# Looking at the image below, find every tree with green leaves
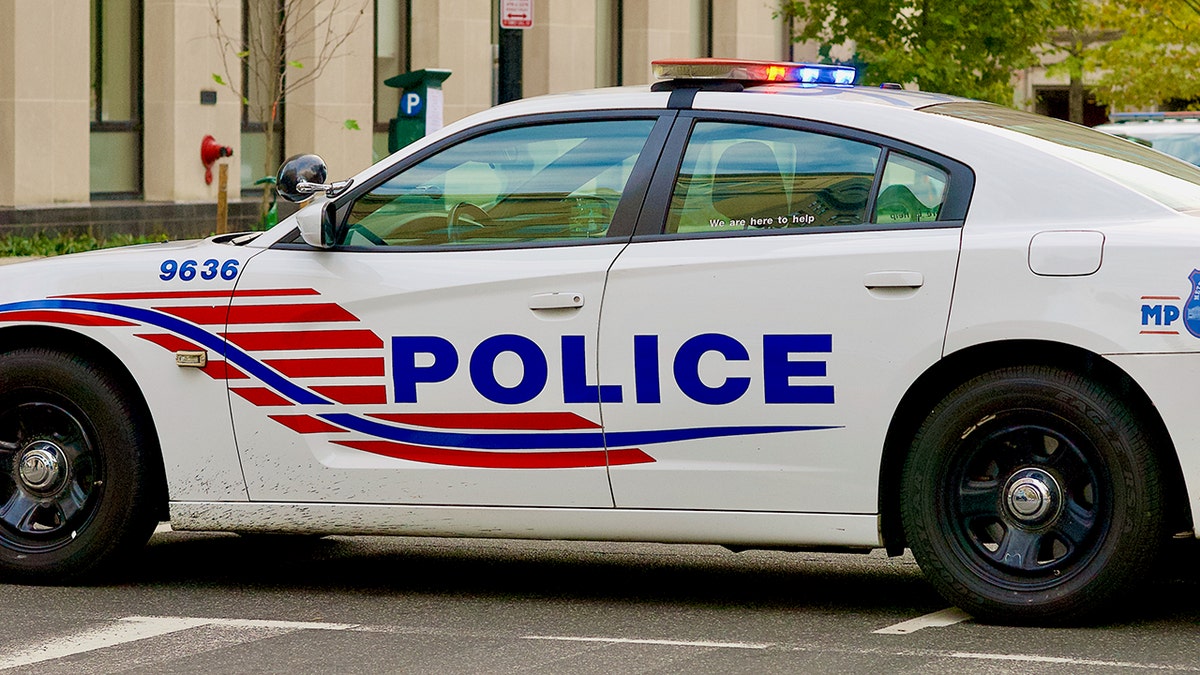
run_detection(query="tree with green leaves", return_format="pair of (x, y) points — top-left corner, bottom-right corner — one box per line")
(1085, 0), (1200, 111)
(780, 0), (1085, 105)
(209, 0), (368, 225)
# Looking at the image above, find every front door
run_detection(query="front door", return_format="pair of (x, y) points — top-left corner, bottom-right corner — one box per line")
(228, 116), (664, 507)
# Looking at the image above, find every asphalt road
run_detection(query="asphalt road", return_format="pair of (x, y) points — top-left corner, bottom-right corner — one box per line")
(0, 528), (1196, 674)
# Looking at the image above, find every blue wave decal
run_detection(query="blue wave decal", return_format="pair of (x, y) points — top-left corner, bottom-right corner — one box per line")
(0, 298), (331, 405)
(321, 412), (838, 451)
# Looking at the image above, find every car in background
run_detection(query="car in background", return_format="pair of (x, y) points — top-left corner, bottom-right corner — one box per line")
(1095, 112), (1200, 166)
(3, 59), (1200, 626)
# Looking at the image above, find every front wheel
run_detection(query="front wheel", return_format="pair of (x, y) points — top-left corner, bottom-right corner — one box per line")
(900, 366), (1165, 624)
(0, 348), (160, 582)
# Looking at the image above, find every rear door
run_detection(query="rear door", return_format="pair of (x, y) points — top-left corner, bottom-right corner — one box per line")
(597, 113), (972, 513)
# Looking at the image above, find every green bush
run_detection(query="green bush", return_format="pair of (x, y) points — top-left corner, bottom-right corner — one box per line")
(0, 233), (169, 258)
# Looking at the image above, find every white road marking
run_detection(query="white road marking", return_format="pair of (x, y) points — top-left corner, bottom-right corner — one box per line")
(522, 635), (772, 650)
(947, 651), (1198, 670)
(0, 616), (358, 670)
(0, 616), (211, 670)
(4, 614), (1195, 672)
(873, 607), (971, 634)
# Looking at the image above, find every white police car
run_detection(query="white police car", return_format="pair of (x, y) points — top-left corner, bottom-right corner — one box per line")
(3, 58), (1200, 624)
(1095, 112), (1200, 166)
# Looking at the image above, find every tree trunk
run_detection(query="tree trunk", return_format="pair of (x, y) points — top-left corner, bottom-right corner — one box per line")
(1069, 73), (1085, 125)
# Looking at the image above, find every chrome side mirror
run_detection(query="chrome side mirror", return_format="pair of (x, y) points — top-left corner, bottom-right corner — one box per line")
(295, 199), (338, 249)
(277, 154), (353, 202)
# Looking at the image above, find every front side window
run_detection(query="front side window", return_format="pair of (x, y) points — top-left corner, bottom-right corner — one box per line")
(343, 119), (657, 247)
(666, 122), (882, 235)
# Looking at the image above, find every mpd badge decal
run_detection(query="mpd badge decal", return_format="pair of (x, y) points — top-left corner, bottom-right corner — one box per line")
(1185, 269), (1200, 338)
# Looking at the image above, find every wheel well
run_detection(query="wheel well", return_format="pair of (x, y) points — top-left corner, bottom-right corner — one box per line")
(0, 326), (169, 521)
(878, 339), (1191, 555)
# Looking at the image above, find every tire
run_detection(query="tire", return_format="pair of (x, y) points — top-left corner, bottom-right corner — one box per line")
(0, 348), (160, 582)
(900, 366), (1164, 624)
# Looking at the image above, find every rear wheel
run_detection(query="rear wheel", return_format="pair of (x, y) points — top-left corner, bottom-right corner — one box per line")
(900, 366), (1165, 624)
(0, 348), (159, 582)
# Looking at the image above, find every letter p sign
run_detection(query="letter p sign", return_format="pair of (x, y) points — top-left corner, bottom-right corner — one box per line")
(402, 92), (424, 116)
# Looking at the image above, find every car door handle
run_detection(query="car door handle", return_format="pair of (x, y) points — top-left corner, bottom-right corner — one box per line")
(529, 292), (584, 310)
(864, 271), (925, 289)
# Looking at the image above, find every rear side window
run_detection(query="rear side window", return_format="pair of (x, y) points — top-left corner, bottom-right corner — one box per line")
(666, 122), (881, 234)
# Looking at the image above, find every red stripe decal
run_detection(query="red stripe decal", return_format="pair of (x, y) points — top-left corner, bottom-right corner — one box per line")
(231, 388), (294, 406)
(157, 303), (358, 325)
(608, 448), (657, 466)
(57, 288), (319, 300)
(269, 415), (347, 434)
(311, 385), (388, 404)
(154, 305), (228, 325)
(265, 357), (384, 378)
(135, 333), (200, 352)
(223, 362), (250, 379)
(0, 310), (136, 327)
(234, 288), (321, 297)
(369, 412), (600, 430)
(333, 440), (653, 469)
(224, 329), (384, 351)
(199, 360), (249, 380)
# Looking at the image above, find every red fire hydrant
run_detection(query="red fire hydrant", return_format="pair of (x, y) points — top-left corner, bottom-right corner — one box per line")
(200, 135), (234, 185)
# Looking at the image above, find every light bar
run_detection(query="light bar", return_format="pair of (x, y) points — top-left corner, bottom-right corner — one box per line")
(652, 58), (856, 86)
(1111, 111), (1200, 122)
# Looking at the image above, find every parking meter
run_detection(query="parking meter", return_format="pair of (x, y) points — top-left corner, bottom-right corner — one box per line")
(384, 69), (453, 153)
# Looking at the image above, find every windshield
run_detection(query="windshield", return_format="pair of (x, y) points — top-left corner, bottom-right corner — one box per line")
(926, 102), (1200, 212)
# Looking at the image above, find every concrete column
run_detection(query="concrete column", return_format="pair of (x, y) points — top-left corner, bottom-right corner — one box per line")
(621, 0), (697, 86)
(712, 0), (787, 62)
(523, 0), (597, 97)
(143, 0), (243, 202)
(283, 0), (375, 180)
(0, 0), (89, 206)
(409, 0), (493, 125)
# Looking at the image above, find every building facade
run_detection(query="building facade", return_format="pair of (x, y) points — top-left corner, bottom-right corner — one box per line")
(0, 0), (801, 237)
(3, 1), (1103, 238)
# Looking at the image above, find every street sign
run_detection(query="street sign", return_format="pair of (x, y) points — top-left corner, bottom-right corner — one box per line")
(500, 0), (532, 29)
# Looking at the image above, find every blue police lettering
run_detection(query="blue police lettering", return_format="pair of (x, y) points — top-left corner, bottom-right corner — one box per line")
(673, 333), (750, 405)
(1141, 304), (1181, 326)
(391, 333), (833, 405)
(470, 334), (547, 404)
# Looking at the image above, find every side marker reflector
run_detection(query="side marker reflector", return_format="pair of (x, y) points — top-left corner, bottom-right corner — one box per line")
(176, 350), (208, 368)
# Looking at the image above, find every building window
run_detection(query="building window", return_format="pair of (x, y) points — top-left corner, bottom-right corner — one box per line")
(90, 0), (143, 199)
(242, 0), (286, 193)
(1034, 86), (1109, 128)
(596, 0), (622, 87)
(374, 0), (411, 162)
(691, 0), (711, 58)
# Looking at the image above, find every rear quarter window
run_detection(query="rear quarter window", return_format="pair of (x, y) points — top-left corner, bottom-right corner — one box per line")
(927, 102), (1200, 212)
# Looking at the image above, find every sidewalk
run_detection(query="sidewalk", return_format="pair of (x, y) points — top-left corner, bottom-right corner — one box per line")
(0, 257), (42, 265)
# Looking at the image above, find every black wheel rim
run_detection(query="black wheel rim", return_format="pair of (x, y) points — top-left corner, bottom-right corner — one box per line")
(0, 398), (103, 552)
(945, 410), (1109, 589)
